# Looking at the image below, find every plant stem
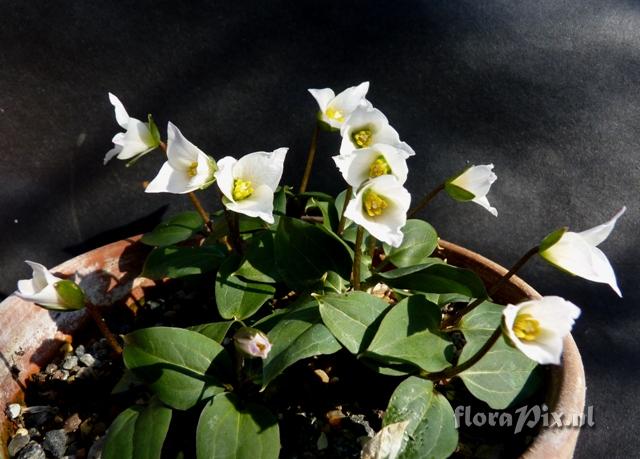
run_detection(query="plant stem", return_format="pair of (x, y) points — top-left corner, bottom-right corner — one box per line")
(454, 245), (540, 321)
(408, 182), (445, 217)
(352, 226), (365, 291)
(85, 303), (123, 354)
(158, 141), (212, 233)
(299, 123), (319, 194)
(337, 187), (353, 235)
(427, 326), (502, 381)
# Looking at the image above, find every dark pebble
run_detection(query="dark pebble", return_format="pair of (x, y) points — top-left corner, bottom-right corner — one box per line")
(43, 429), (68, 458)
(15, 442), (46, 459)
(8, 433), (30, 457)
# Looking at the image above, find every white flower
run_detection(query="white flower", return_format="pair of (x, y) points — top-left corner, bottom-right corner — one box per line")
(233, 327), (272, 359)
(308, 82), (370, 129)
(339, 107), (415, 158)
(344, 175), (411, 247)
(333, 143), (409, 188)
(502, 296), (581, 365)
(15, 261), (84, 311)
(145, 122), (217, 194)
(361, 421), (410, 459)
(539, 207), (626, 296)
(104, 93), (159, 164)
(446, 164), (498, 216)
(215, 148), (288, 224)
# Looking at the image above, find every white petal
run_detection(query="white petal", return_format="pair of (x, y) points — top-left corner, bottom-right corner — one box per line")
(233, 149), (287, 191)
(376, 144), (409, 184)
(111, 132), (125, 145)
(25, 261), (60, 289)
(104, 145), (122, 165)
(166, 122), (204, 170)
(361, 421), (409, 459)
(109, 93), (130, 129)
(578, 207), (626, 247)
(516, 337), (564, 365)
(330, 81), (370, 117)
(215, 156), (238, 202)
(224, 184), (275, 223)
(472, 196), (498, 217)
(451, 164), (497, 198)
(308, 88), (335, 112)
(145, 162), (195, 194)
(117, 119), (155, 160)
(17, 279), (36, 296)
(16, 284), (64, 310)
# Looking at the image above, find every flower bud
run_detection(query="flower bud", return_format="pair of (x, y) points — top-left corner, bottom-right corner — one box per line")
(233, 327), (272, 359)
(16, 261), (85, 311)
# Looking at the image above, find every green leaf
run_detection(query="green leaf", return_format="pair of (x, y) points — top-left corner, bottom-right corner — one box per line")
(458, 302), (538, 409)
(270, 187), (288, 228)
(189, 321), (234, 343)
(305, 197), (339, 231)
(274, 216), (352, 290)
(383, 377), (458, 459)
(378, 262), (486, 299)
(317, 291), (390, 354)
(365, 295), (452, 373)
(383, 220), (438, 268)
(234, 231), (279, 283)
(321, 271), (349, 294)
(103, 400), (172, 459)
(147, 114), (162, 145)
(260, 297), (342, 388)
(216, 256), (276, 320)
(142, 246), (225, 280)
(444, 182), (475, 201)
(141, 212), (205, 247)
(196, 393), (279, 459)
(123, 327), (231, 410)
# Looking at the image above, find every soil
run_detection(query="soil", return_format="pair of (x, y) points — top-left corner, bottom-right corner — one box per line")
(4, 275), (546, 458)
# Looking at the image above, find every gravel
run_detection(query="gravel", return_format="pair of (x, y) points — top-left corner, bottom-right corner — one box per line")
(43, 429), (68, 458)
(7, 432), (29, 457)
(15, 442), (46, 459)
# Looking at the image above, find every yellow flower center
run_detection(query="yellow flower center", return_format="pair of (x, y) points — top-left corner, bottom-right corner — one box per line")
(352, 126), (373, 148)
(363, 190), (388, 217)
(369, 156), (392, 178)
(512, 313), (541, 341)
(326, 106), (345, 122)
(256, 342), (267, 352)
(187, 162), (199, 178)
(233, 179), (254, 201)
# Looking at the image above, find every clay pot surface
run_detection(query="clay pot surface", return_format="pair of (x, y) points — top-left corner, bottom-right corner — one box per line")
(0, 237), (584, 459)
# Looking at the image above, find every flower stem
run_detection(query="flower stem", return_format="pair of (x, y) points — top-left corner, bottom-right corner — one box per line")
(408, 182), (445, 217)
(352, 226), (365, 290)
(158, 141), (212, 233)
(299, 123), (319, 194)
(453, 245), (540, 322)
(337, 187), (353, 235)
(427, 326), (502, 381)
(85, 303), (122, 354)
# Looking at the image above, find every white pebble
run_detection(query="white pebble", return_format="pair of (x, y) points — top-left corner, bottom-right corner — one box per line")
(7, 403), (21, 419)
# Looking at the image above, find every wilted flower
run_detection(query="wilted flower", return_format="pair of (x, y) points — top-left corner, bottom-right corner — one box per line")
(339, 107), (415, 158)
(539, 207), (626, 296)
(104, 93), (159, 164)
(308, 82), (370, 129)
(502, 296), (581, 365)
(16, 261), (85, 311)
(215, 148), (288, 224)
(145, 122), (216, 194)
(233, 327), (272, 359)
(344, 175), (411, 247)
(445, 164), (498, 216)
(333, 143), (409, 188)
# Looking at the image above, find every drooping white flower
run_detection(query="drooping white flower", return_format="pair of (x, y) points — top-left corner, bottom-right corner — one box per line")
(104, 93), (159, 164)
(215, 148), (288, 224)
(145, 122), (217, 194)
(339, 107), (415, 158)
(539, 207), (626, 296)
(446, 164), (498, 216)
(502, 296), (581, 365)
(15, 261), (85, 311)
(333, 143), (409, 188)
(233, 327), (272, 359)
(344, 175), (411, 247)
(308, 82), (370, 129)
(361, 421), (410, 459)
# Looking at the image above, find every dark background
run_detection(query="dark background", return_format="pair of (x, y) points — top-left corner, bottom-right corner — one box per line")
(1, 1), (638, 457)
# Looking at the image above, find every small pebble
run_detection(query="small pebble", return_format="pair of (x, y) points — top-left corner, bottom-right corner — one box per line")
(8, 432), (30, 457)
(87, 436), (105, 459)
(7, 403), (22, 419)
(16, 442), (46, 459)
(78, 354), (96, 367)
(313, 369), (330, 383)
(63, 414), (83, 433)
(79, 418), (94, 437)
(45, 363), (58, 374)
(53, 370), (69, 381)
(74, 345), (86, 356)
(62, 356), (78, 371)
(43, 429), (68, 458)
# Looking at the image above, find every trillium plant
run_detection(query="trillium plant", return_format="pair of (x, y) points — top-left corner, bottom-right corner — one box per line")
(14, 83), (625, 459)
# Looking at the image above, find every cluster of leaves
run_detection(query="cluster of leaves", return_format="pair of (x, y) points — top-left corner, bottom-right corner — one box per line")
(103, 189), (539, 459)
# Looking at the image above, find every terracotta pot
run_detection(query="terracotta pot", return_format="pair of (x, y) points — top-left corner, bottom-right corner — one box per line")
(0, 238), (585, 459)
